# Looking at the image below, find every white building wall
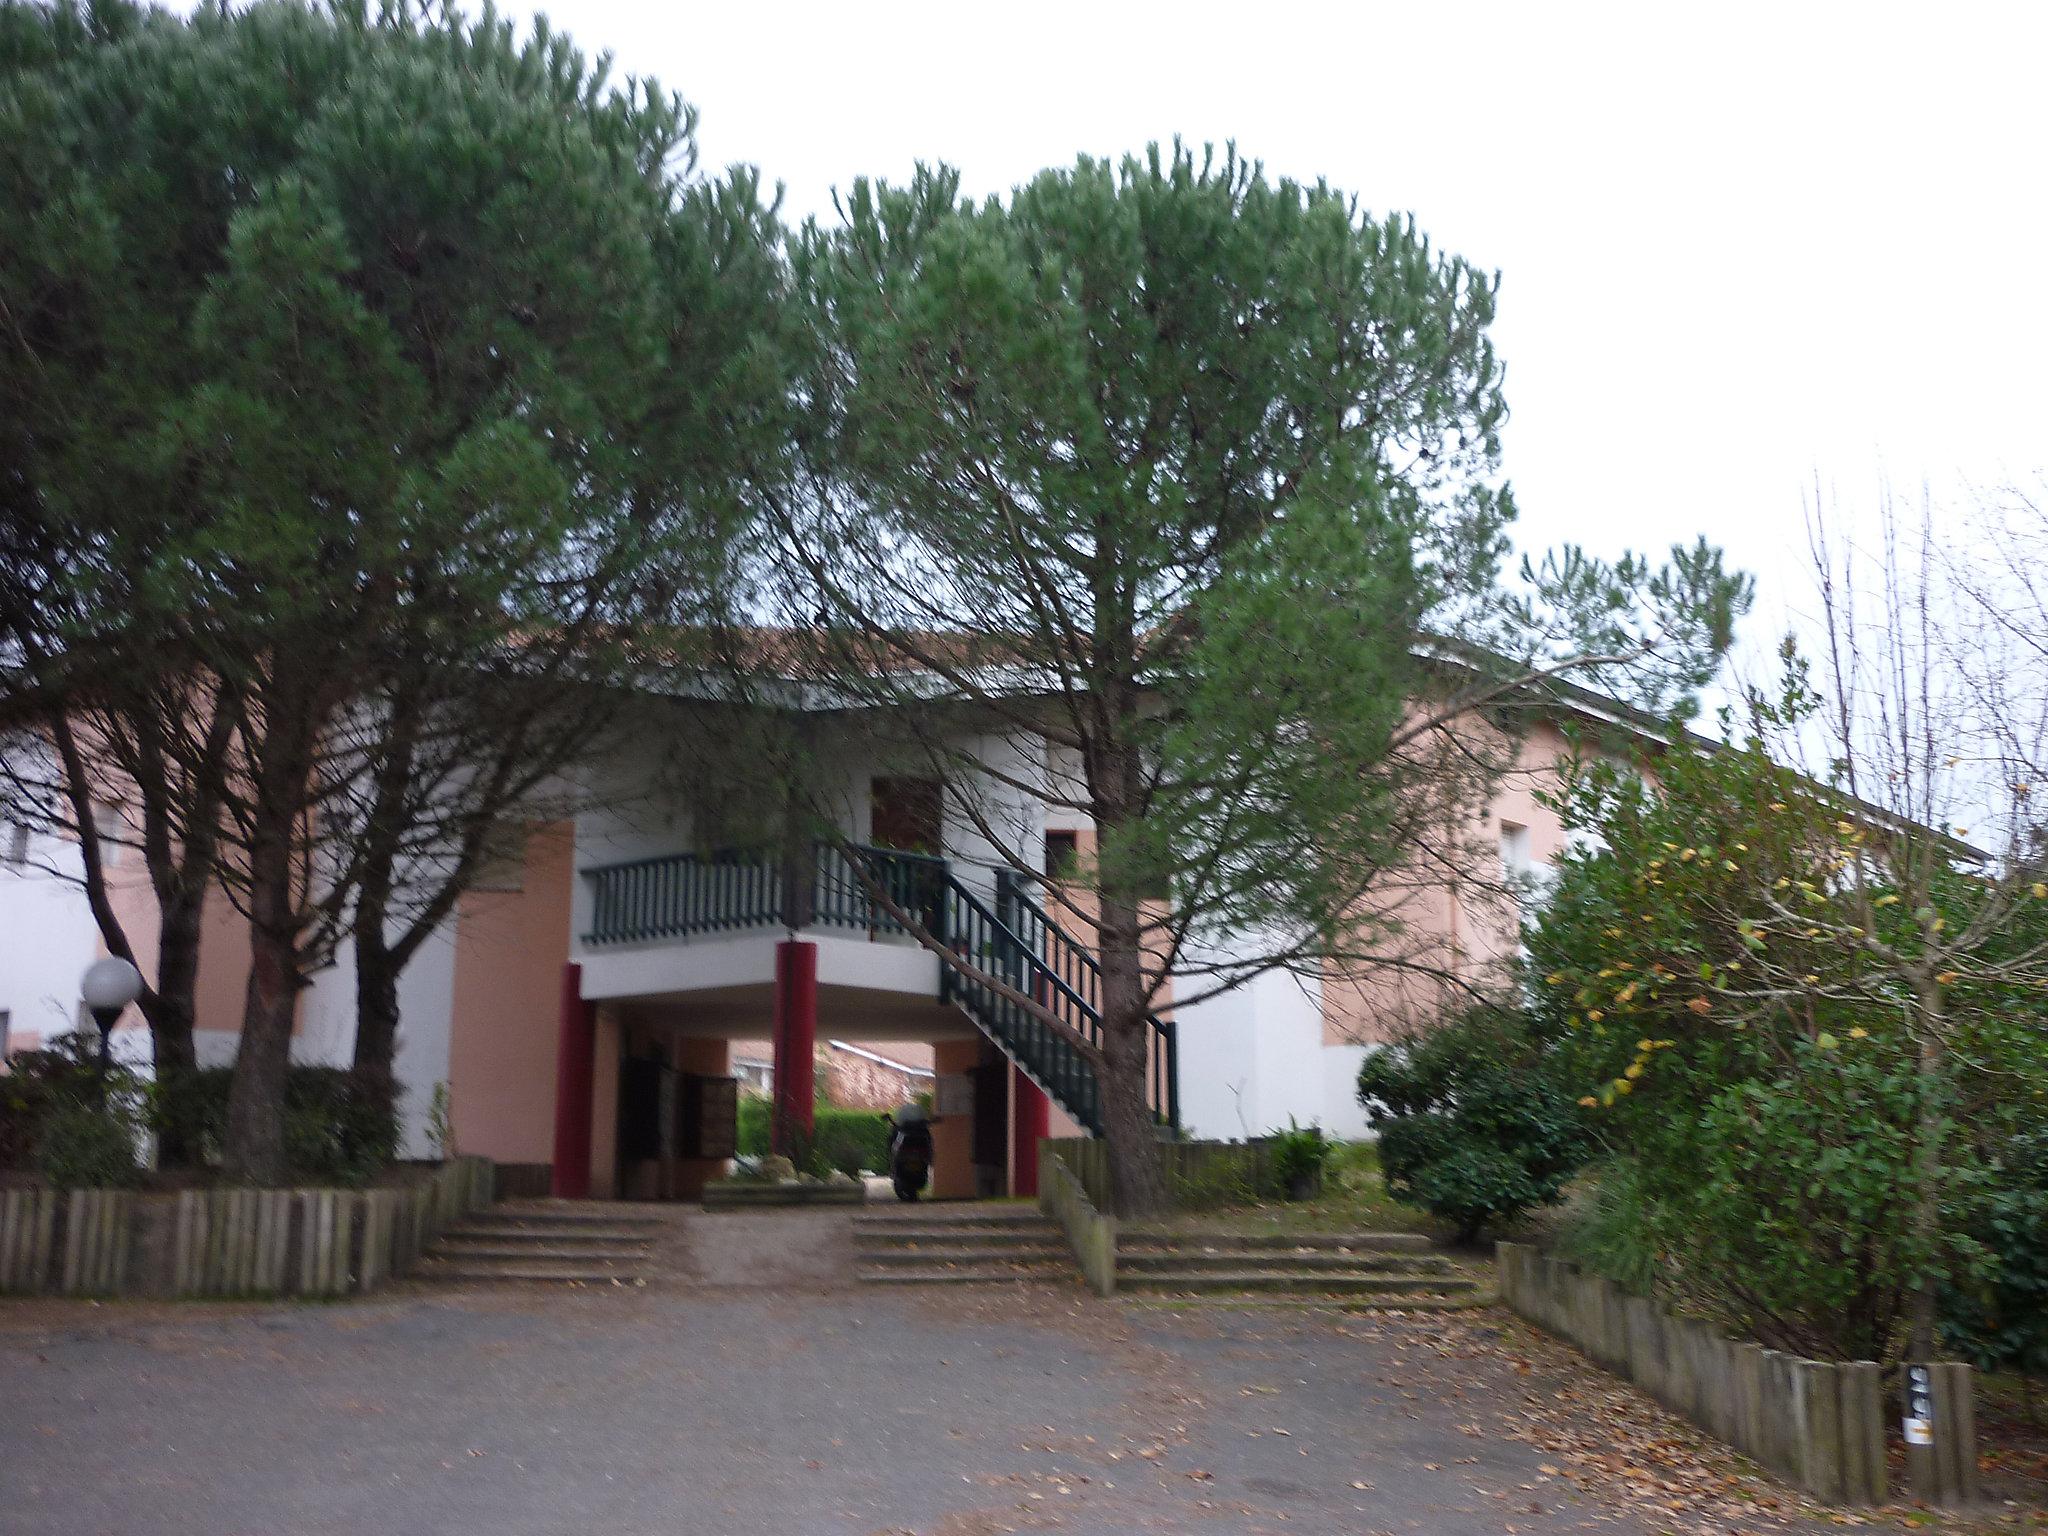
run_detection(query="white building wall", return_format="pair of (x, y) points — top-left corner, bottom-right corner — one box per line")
(1172, 927), (1337, 1141)
(0, 823), (103, 1052)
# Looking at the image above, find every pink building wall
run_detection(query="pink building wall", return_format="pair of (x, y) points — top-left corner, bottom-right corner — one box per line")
(445, 822), (574, 1166)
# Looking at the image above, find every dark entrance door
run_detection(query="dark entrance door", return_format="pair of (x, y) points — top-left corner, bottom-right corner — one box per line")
(869, 776), (943, 854)
(869, 777), (946, 935)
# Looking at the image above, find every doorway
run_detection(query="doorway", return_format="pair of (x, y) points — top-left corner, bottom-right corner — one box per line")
(869, 776), (943, 854)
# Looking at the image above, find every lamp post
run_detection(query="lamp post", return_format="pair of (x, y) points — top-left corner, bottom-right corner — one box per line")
(80, 956), (144, 1080)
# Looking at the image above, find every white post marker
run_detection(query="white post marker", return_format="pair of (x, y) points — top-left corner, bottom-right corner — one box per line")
(1903, 1363), (1934, 1447)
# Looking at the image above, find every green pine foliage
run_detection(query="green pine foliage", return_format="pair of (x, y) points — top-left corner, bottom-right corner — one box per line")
(766, 145), (1748, 1215)
(0, 0), (779, 1182)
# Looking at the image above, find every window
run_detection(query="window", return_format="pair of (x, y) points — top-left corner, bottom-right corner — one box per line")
(1043, 829), (1079, 879)
(1499, 821), (1533, 879)
(2, 822), (27, 869)
(91, 801), (123, 868)
(469, 822), (529, 893)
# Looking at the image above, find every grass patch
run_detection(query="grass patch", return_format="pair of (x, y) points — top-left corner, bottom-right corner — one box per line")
(1151, 1141), (1454, 1242)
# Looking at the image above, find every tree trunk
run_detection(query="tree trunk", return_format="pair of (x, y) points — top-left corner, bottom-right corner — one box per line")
(220, 713), (314, 1186)
(141, 898), (203, 1166)
(352, 903), (403, 1132)
(223, 927), (298, 1184)
(1095, 885), (1168, 1217)
(1906, 975), (1949, 1361)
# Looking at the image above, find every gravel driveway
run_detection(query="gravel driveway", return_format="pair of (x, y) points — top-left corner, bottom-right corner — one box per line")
(0, 1211), (1826, 1535)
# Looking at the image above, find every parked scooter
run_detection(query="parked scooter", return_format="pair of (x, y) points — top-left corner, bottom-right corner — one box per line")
(882, 1103), (933, 1202)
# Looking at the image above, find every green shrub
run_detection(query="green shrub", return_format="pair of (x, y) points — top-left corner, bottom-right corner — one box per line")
(149, 1065), (399, 1186)
(1357, 1008), (1591, 1241)
(1266, 1121), (1331, 1200)
(735, 1096), (891, 1178)
(36, 1099), (142, 1188)
(1943, 1128), (2048, 1384)
(3, 1034), (146, 1186)
(736, 1093), (770, 1157)
(1558, 1042), (1958, 1361)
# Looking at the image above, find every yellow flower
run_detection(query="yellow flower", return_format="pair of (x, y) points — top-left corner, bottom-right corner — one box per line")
(1936, 970), (1959, 986)
(2033, 883), (2047, 901)
(1680, 848), (1697, 862)
(1803, 973), (1820, 985)
(1637, 1038), (1654, 1052)
(1587, 1009), (1605, 1023)
(1546, 971), (1564, 985)
(1848, 1026), (1869, 1039)
(1768, 802), (1788, 812)
(1614, 1078), (1635, 1095)
(1686, 996), (1713, 1016)
(1624, 1062), (1645, 1080)
(1578, 1096), (1599, 1108)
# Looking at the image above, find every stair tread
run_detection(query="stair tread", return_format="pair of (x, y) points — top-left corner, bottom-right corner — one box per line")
(856, 1236), (1064, 1245)
(1121, 1230), (1433, 1250)
(858, 1246), (1068, 1263)
(1118, 1252), (1451, 1271)
(858, 1266), (1075, 1285)
(430, 1243), (648, 1262)
(416, 1263), (650, 1284)
(446, 1224), (653, 1242)
(1120, 1271), (1479, 1291)
(488, 1206), (664, 1226)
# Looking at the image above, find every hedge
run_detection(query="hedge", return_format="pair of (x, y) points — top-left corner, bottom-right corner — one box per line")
(736, 1097), (892, 1178)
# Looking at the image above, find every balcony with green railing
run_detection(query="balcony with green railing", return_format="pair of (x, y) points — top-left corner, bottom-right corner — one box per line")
(577, 840), (1178, 1135)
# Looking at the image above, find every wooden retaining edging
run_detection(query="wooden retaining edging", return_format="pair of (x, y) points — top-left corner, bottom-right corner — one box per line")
(1039, 1141), (1116, 1296)
(1497, 1241), (1979, 1506)
(0, 1157), (494, 1300)
(1041, 1136), (1287, 1217)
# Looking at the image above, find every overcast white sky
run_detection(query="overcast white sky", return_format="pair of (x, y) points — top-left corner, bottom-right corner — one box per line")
(523, 0), (2044, 658)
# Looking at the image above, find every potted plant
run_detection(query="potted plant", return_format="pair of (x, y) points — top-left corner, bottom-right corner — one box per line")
(1268, 1120), (1331, 1201)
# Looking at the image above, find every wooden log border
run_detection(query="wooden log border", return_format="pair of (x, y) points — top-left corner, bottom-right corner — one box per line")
(1497, 1241), (1978, 1506)
(0, 1156), (494, 1302)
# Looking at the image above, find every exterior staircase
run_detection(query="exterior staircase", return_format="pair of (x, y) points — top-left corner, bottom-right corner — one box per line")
(853, 1206), (1077, 1286)
(414, 1200), (660, 1286)
(1114, 1228), (1481, 1304)
(584, 843), (1177, 1142)
(920, 859), (1177, 1139)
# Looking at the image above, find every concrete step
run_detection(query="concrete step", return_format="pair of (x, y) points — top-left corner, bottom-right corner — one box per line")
(858, 1263), (1076, 1285)
(445, 1222), (654, 1245)
(1118, 1270), (1480, 1296)
(488, 1203), (665, 1226)
(430, 1242), (650, 1264)
(854, 1228), (1062, 1249)
(415, 1261), (649, 1285)
(702, 1183), (865, 1208)
(1119, 1229), (1433, 1253)
(851, 1220), (1056, 1236)
(858, 1244), (1069, 1266)
(1117, 1250), (1453, 1276)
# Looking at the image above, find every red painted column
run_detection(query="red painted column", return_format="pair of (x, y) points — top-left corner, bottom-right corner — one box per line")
(550, 962), (596, 1198)
(1011, 1064), (1050, 1198)
(770, 940), (819, 1156)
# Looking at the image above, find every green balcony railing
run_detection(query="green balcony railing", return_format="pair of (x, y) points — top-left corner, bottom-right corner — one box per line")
(578, 841), (1179, 1134)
